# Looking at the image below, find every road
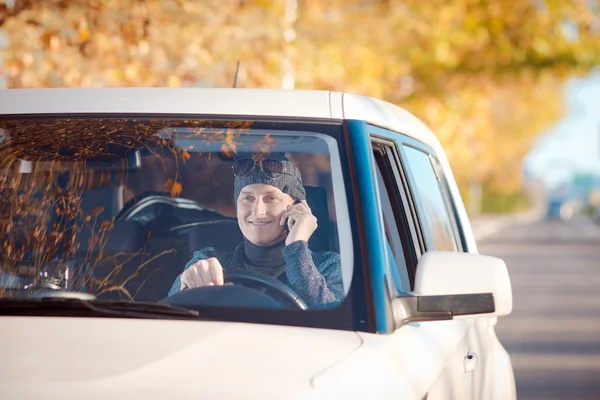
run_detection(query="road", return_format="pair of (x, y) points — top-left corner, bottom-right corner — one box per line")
(478, 217), (600, 400)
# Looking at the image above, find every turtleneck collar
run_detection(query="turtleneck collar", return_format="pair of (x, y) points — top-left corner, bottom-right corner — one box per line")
(243, 237), (286, 269)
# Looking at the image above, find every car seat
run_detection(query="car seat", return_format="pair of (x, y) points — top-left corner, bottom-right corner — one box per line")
(77, 189), (189, 302)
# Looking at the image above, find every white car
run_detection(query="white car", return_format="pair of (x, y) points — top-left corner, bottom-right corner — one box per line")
(0, 88), (516, 400)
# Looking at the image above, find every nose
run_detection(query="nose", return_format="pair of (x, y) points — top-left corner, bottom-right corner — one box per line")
(252, 198), (267, 216)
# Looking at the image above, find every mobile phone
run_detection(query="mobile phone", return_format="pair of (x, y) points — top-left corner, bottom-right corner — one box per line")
(283, 199), (301, 232)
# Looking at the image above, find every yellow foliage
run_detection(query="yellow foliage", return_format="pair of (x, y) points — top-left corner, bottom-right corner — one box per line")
(2, 0), (599, 196)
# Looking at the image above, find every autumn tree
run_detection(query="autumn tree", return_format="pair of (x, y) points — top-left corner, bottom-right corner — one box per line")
(296, 0), (600, 212)
(2, 0), (599, 212)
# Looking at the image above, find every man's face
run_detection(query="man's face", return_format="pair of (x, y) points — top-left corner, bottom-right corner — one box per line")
(237, 183), (294, 246)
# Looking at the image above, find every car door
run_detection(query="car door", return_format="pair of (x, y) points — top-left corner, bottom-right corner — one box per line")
(403, 140), (517, 400)
(400, 140), (494, 399)
(369, 130), (476, 399)
(401, 143), (515, 400)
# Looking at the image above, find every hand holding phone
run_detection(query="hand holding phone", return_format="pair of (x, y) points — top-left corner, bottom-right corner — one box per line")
(281, 199), (318, 246)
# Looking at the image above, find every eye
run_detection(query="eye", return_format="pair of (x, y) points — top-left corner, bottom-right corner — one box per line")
(266, 195), (278, 202)
(242, 195), (254, 202)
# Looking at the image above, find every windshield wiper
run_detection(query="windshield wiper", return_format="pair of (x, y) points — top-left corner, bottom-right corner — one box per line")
(0, 297), (201, 319)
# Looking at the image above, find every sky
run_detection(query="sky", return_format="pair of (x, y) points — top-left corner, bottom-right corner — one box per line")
(524, 70), (600, 190)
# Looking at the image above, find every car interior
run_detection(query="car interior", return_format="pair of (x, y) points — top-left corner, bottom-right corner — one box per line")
(74, 183), (334, 303)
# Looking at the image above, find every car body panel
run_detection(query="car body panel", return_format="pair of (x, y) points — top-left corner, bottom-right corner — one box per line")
(466, 318), (517, 400)
(0, 316), (362, 399)
(1, 88), (336, 119)
(310, 320), (473, 400)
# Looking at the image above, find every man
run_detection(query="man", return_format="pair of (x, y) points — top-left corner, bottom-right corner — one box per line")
(168, 154), (343, 309)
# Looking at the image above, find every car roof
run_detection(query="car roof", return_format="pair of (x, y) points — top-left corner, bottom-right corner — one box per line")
(0, 88), (440, 149)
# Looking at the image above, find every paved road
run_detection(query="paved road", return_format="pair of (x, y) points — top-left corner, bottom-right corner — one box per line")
(478, 217), (600, 400)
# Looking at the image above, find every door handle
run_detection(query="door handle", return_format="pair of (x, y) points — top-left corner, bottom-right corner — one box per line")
(464, 351), (478, 373)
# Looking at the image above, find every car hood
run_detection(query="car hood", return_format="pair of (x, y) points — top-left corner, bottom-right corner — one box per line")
(0, 316), (362, 400)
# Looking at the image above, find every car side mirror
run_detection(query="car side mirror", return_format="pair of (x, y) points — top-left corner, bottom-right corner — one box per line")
(392, 251), (513, 328)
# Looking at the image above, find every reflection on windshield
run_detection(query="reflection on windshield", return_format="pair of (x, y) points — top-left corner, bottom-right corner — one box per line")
(0, 118), (345, 313)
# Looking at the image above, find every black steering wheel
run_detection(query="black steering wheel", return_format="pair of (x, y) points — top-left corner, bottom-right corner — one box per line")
(159, 269), (308, 310)
(223, 269), (308, 310)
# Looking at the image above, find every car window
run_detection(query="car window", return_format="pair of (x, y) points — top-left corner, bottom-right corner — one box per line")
(402, 145), (460, 251)
(0, 118), (355, 319)
(372, 144), (414, 293)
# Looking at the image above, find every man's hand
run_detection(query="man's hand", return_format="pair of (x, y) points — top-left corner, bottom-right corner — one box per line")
(180, 257), (224, 290)
(280, 200), (318, 246)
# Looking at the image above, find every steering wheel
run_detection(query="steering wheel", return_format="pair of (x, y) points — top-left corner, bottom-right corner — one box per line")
(222, 269), (308, 310)
(159, 269), (308, 310)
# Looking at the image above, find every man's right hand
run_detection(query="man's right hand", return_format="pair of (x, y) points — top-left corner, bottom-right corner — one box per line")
(180, 257), (224, 290)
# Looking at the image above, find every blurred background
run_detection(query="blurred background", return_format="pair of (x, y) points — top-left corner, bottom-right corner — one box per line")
(1, 0), (599, 398)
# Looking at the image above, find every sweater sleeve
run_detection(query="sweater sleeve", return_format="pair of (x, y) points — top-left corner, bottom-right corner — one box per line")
(282, 240), (344, 309)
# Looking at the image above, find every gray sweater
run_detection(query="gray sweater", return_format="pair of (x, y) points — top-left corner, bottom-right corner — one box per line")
(168, 240), (343, 309)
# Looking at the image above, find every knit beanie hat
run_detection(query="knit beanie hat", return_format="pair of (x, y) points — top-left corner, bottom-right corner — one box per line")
(233, 153), (306, 202)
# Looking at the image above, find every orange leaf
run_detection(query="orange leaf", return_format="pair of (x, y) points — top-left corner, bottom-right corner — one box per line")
(181, 149), (191, 162)
(164, 178), (183, 197)
(220, 144), (236, 159)
(90, 206), (105, 217)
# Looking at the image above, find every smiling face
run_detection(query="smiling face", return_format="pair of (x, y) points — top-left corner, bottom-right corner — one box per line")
(237, 183), (295, 246)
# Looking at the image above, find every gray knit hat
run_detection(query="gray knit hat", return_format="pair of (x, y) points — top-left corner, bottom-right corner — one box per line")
(233, 154), (306, 202)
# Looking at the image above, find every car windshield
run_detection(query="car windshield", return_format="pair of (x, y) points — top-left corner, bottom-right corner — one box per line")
(0, 117), (358, 328)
